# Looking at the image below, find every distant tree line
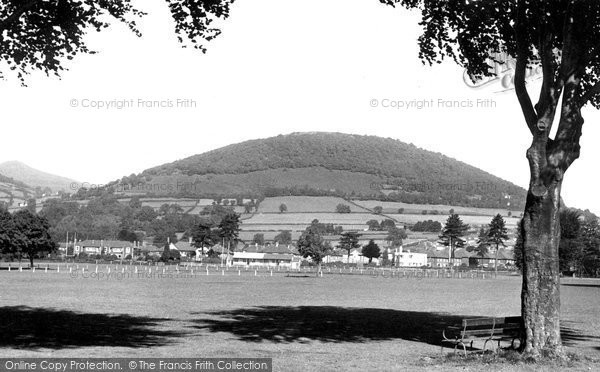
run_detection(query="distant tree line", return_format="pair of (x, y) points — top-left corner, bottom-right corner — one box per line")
(411, 220), (443, 233)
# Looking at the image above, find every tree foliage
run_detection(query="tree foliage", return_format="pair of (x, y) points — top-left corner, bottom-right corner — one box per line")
(10, 209), (57, 267)
(362, 240), (381, 263)
(337, 231), (361, 258)
(297, 221), (330, 273)
(386, 226), (407, 247)
(335, 204), (351, 213)
(411, 219), (442, 232)
(279, 203), (287, 213)
(273, 230), (292, 245)
(191, 219), (218, 255)
(0, 0), (235, 84)
(439, 214), (469, 259)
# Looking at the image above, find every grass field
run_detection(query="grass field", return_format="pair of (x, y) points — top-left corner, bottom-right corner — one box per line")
(257, 196), (363, 213)
(0, 268), (598, 371)
(351, 200), (513, 217)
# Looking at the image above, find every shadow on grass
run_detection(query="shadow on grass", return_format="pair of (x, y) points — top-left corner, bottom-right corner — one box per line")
(190, 306), (469, 346)
(561, 321), (600, 347)
(191, 306), (600, 352)
(561, 283), (600, 288)
(0, 306), (185, 349)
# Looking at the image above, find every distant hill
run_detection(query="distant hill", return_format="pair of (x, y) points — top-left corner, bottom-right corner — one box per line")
(0, 172), (36, 208)
(0, 161), (77, 192)
(102, 132), (526, 209)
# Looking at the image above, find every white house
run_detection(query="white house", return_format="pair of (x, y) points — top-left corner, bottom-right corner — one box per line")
(231, 244), (301, 269)
(74, 240), (137, 258)
(394, 246), (428, 267)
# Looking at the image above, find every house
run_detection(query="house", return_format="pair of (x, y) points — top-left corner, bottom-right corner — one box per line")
(232, 243), (301, 269)
(472, 249), (516, 268)
(322, 247), (379, 265)
(74, 240), (139, 259)
(394, 246), (427, 267)
(139, 244), (163, 258)
(170, 239), (197, 259)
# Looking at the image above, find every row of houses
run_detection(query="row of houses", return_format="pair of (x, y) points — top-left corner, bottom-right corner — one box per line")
(60, 238), (515, 269)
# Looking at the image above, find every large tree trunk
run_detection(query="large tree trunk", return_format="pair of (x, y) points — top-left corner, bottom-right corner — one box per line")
(520, 167), (564, 357)
(29, 254), (34, 269)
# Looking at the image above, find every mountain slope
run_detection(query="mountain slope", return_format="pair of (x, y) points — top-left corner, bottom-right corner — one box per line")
(0, 161), (77, 192)
(116, 132), (526, 209)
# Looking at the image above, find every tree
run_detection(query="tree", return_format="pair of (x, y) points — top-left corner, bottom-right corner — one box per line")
(558, 209), (585, 275)
(11, 210), (57, 267)
(279, 203), (287, 213)
(488, 214), (509, 274)
(380, 0), (600, 356)
(26, 198), (36, 214)
(580, 219), (600, 276)
(380, 219), (396, 231)
(362, 240), (381, 264)
(337, 231), (361, 261)
(117, 228), (138, 242)
(252, 233), (265, 246)
(297, 223), (329, 276)
(471, 227), (490, 259)
(218, 212), (241, 258)
(439, 214), (469, 259)
(129, 196), (142, 209)
(386, 226), (407, 248)
(191, 220), (217, 256)
(373, 206), (383, 214)
(0, 0), (234, 84)
(412, 220), (442, 233)
(366, 219), (381, 231)
(335, 204), (351, 213)
(514, 222), (524, 272)
(273, 230), (292, 245)
(0, 209), (14, 254)
(135, 206), (158, 222)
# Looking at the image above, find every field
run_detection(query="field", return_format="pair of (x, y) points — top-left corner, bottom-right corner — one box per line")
(1, 267), (598, 371)
(257, 196), (363, 213)
(351, 200), (512, 217)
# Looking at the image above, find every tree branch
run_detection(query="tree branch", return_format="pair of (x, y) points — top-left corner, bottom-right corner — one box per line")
(514, 0), (538, 135)
(0, 0), (42, 31)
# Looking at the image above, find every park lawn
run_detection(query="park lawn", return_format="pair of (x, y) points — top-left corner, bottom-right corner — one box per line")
(0, 271), (598, 372)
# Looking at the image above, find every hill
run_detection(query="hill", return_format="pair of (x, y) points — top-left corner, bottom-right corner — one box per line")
(0, 172), (36, 208)
(0, 161), (78, 192)
(108, 132), (526, 209)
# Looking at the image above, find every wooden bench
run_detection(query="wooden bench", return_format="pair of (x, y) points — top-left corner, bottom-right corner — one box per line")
(441, 316), (522, 355)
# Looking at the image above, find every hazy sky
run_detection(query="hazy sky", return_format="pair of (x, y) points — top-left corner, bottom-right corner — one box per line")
(0, 0), (599, 214)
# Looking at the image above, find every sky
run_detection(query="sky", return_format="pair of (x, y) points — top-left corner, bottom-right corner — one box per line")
(0, 0), (599, 214)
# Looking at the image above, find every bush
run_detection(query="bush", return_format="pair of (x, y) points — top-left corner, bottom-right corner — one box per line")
(335, 204), (351, 213)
